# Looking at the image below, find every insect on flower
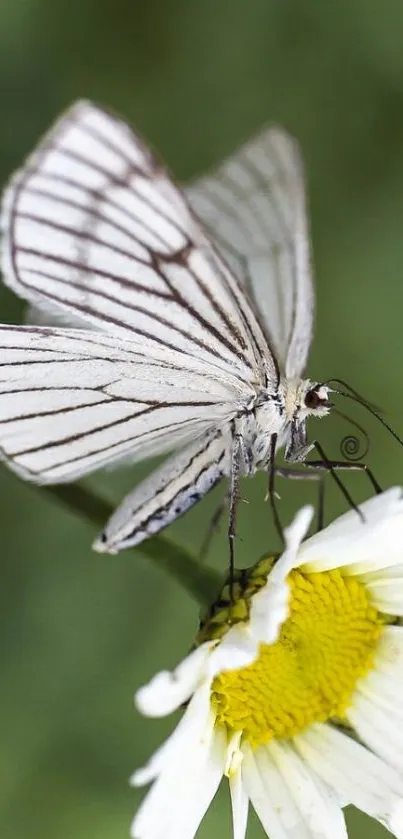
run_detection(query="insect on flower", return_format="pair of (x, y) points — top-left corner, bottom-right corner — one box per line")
(0, 101), (396, 562)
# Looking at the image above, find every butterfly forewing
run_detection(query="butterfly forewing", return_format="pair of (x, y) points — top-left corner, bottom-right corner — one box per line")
(2, 101), (278, 385)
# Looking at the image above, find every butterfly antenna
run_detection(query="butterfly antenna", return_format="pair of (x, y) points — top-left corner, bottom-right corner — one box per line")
(327, 378), (403, 449)
(332, 406), (371, 460)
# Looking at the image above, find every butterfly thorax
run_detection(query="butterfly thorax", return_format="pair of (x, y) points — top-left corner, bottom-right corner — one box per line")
(237, 405), (284, 472)
(237, 378), (331, 474)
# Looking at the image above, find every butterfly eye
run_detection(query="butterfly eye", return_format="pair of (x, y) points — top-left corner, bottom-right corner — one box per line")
(305, 388), (322, 410)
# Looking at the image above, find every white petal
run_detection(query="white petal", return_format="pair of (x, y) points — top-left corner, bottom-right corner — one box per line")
(131, 681), (213, 787)
(250, 506), (314, 644)
(347, 691), (403, 772)
(362, 565), (403, 583)
(249, 574), (289, 646)
(362, 573), (403, 615)
(390, 801), (403, 839)
(230, 766), (249, 839)
(244, 740), (340, 839)
(297, 487), (403, 574)
(267, 740), (347, 838)
(207, 624), (258, 677)
(374, 625), (403, 677)
(135, 642), (213, 717)
(131, 684), (226, 839)
(171, 726), (226, 839)
(242, 743), (300, 839)
(294, 722), (403, 836)
(225, 731), (244, 777)
(356, 663), (403, 724)
(307, 487), (403, 545)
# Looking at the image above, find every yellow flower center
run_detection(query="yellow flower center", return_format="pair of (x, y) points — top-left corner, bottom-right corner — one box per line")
(211, 568), (384, 748)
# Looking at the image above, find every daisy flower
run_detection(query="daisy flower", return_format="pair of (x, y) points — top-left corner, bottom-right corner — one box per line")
(131, 488), (403, 839)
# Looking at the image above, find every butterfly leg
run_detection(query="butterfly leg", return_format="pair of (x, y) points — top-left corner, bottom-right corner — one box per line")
(297, 440), (382, 523)
(228, 432), (244, 592)
(307, 445), (382, 494)
(267, 433), (285, 543)
(200, 426), (251, 572)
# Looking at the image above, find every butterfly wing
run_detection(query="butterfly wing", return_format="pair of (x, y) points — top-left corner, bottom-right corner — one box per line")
(0, 325), (244, 483)
(94, 428), (231, 552)
(187, 125), (314, 378)
(1, 101), (278, 387)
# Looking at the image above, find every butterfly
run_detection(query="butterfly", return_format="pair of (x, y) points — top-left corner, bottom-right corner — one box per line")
(0, 101), (380, 563)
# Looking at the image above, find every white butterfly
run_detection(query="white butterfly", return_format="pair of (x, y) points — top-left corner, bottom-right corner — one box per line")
(0, 101), (355, 556)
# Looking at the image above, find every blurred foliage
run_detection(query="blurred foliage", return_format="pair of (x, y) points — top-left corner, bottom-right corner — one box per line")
(1, 1), (403, 837)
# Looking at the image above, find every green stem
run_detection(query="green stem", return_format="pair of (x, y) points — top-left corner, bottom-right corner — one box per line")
(40, 484), (222, 607)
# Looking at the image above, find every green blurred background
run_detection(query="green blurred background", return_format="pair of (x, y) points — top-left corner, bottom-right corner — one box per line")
(1, 1), (403, 837)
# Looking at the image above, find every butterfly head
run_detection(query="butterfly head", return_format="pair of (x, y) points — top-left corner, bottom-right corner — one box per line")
(282, 379), (332, 425)
(303, 382), (332, 417)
